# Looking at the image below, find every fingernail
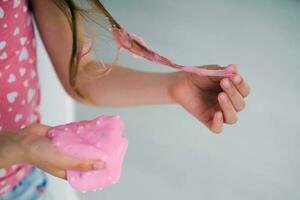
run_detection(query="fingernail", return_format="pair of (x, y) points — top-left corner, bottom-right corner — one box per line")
(93, 161), (105, 170)
(219, 93), (227, 101)
(233, 75), (241, 84)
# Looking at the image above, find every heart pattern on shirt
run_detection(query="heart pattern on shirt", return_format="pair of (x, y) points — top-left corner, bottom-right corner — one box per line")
(0, 52), (7, 60)
(14, 114), (23, 123)
(7, 92), (18, 103)
(27, 88), (35, 103)
(23, 80), (29, 87)
(19, 47), (28, 61)
(0, 41), (6, 51)
(13, 0), (21, 9)
(0, 6), (4, 19)
(19, 67), (26, 76)
(13, 27), (20, 36)
(31, 70), (36, 78)
(20, 37), (27, 45)
(8, 74), (16, 83)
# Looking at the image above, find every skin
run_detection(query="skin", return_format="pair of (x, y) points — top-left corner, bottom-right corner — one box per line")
(0, 0), (250, 180)
(0, 124), (105, 179)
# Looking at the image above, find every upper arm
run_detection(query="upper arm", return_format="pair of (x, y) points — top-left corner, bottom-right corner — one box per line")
(31, 0), (94, 100)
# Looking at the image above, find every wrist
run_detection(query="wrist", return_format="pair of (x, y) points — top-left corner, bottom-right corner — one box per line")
(0, 132), (27, 167)
(167, 71), (186, 104)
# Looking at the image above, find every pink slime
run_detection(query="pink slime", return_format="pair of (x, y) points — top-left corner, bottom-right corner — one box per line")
(47, 115), (128, 192)
(111, 25), (235, 77)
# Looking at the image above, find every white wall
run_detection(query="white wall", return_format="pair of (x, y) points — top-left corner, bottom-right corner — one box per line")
(76, 0), (300, 200)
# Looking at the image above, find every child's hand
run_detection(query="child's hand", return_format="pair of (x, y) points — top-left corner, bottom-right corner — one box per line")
(17, 124), (105, 179)
(169, 64), (250, 133)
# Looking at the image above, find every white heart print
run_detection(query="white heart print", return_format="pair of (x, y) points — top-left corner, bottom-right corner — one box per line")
(27, 88), (35, 103)
(0, 41), (6, 51)
(13, 27), (20, 36)
(31, 70), (36, 78)
(19, 67), (26, 76)
(8, 74), (16, 83)
(20, 37), (27, 45)
(0, 52), (7, 60)
(13, 0), (21, 8)
(23, 6), (28, 13)
(19, 47), (28, 61)
(15, 114), (23, 123)
(0, 6), (4, 19)
(23, 80), (29, 87)
(7, 92), (18, 103)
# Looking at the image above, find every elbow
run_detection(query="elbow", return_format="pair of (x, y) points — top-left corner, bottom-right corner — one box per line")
(63, 83), (92, 105)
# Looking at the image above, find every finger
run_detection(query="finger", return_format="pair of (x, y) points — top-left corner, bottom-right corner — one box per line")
(220, 78), (246, 112)
(230, 74), (251, 97)
(47, 170), (67, 180)
(226, 64), (238, 73)
(55, 152), (105, 171)
(218, 92), (238, 124)
(208, 64), (237, 83)
(209, 111), (223, 134)
(41, 167), (67, 180)
(22, 124), (51, 136)
(71, 160), (106, 171)
(51, 170), (67, 180)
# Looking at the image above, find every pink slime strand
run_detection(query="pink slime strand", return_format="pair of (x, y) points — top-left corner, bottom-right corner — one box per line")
(111, 26), (234, 77)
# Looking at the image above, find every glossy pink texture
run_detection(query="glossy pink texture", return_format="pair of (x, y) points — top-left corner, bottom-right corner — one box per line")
(112, 26), (234, 77)
(47, 115), (128, 192)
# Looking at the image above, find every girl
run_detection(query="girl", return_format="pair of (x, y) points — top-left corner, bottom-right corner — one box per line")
(0, 0), (250, 199)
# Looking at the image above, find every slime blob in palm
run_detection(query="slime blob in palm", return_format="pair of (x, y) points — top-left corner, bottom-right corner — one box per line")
(47, 115), (128, 192)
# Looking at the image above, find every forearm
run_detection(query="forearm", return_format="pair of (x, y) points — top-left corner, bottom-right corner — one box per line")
(78, 62), (180, 107)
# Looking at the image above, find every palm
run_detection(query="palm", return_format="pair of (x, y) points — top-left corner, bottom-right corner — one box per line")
(20, 124), (100, 179)
(170, 71), (222, 129)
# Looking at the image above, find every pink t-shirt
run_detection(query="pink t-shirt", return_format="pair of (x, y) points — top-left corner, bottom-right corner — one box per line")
(0, 0), (40, 195)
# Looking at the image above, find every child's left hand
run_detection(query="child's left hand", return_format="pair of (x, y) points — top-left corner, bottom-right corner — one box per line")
(169, 64), (250, 133)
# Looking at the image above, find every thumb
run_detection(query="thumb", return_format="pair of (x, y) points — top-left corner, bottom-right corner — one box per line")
(21, 123), (51, 137)
(54, 151), (106, 171)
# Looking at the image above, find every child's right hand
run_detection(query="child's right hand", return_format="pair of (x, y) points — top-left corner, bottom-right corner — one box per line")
(0, 124), (105, 180)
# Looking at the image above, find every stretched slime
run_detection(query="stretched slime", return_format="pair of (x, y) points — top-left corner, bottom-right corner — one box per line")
(47, 115), (128, 192)
(111, 26), (235, 77)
